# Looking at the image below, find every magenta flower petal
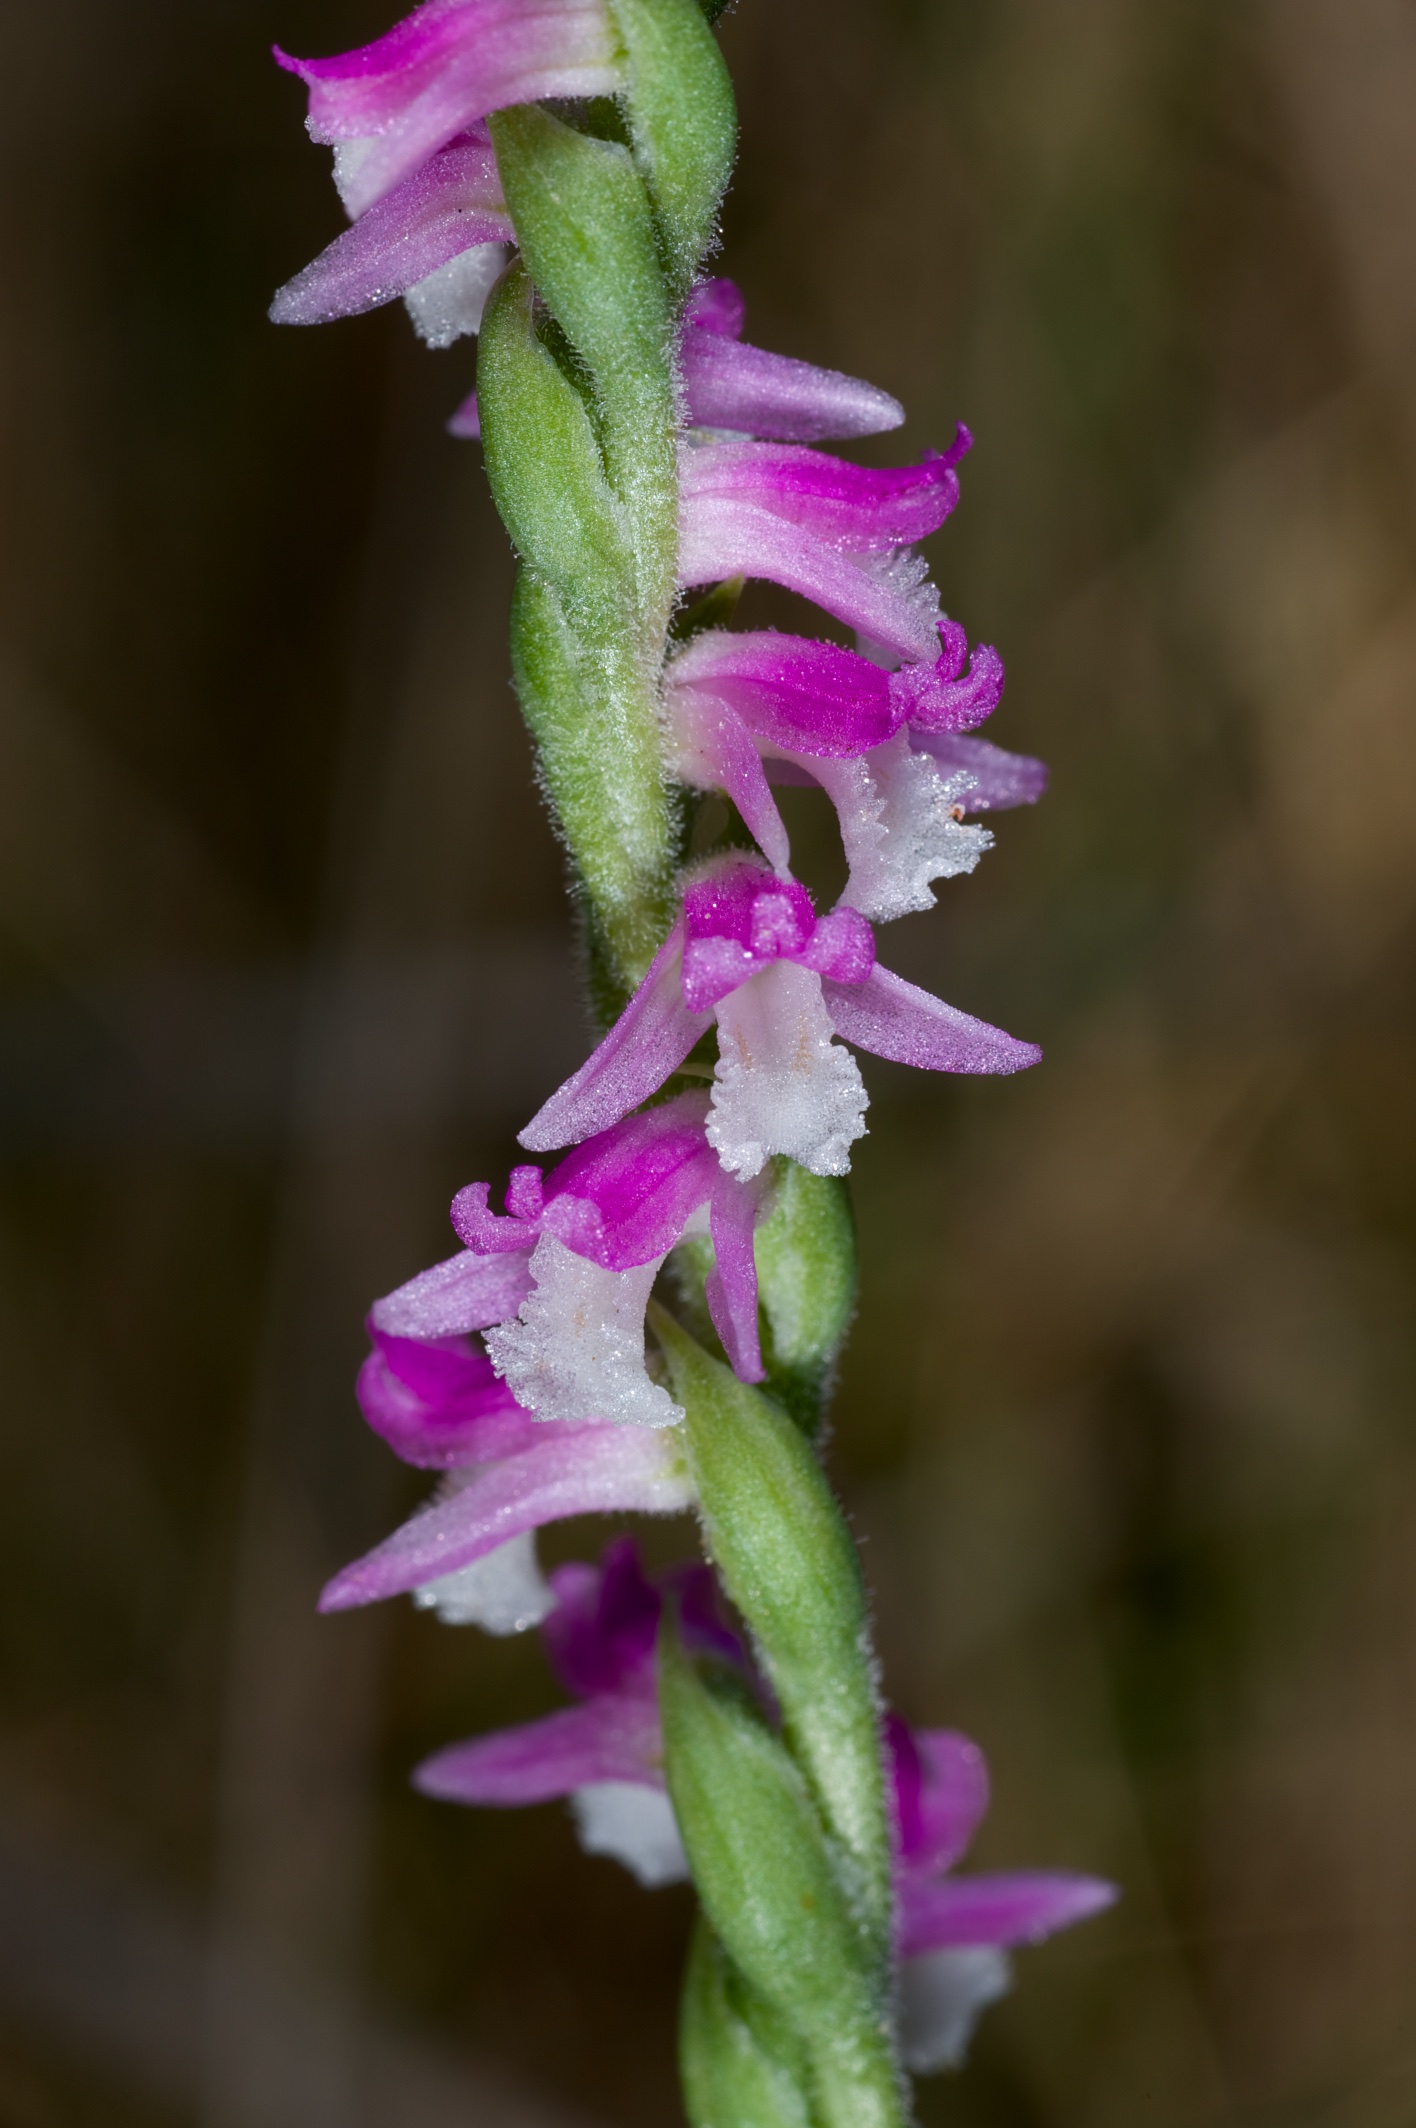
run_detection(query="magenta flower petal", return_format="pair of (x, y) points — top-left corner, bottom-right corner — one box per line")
(275, 0), (620, 217)
(269, 135), (511, 326)
(544, 1541), (740, 1692)
(415, 1692), (664, 1804)
(541, 1095), (720, 1269)
(823, 965), (1041, 1076)
(451, 1167), (546, 1254)
(890, 621), (1006, 735)
(543, 1538), (661, 1694)
(890, 1717), (991, 1870)
(370, 1246), (534, 1337)
(677, 495), (942, 663)
(913, 731), (1049, 810)
(518, 923), (710, 1154)
(679, 436), (967, 553)
(705, 1169), (767, 1382)
(912, 1727), (991, 1870)
(665, 687), (792, 870)
(448, 388), (481, 437)
(682, 865), (814, 1002)
(318, 1426), (693, 1610)
(680, 277), (904, 438)
(681, 324), (905, 444)
(684, 278), (747, 337)
(899, 1871), (1118, 1957)
(797, 905), (876, 985)
(357, 1327), (538, 1467)
(666, 629), (903, 758)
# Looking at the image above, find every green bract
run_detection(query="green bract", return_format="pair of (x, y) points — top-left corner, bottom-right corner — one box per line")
(478, 104), (683, 997)
(681, 1920), (813, 2128)
(661, 1628), (902, 2128)
(490, 104), (678, 619)
(652, 1306), (892, 1963)
(610, 0), (737, 299)
(479, 266), (633, 618)
(756, 1162), (858, 1434)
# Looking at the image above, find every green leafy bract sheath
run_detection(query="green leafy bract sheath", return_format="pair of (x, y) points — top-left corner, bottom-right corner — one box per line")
(609, 0), (737, 299)
(479, 266), (632, 616)
(681, 1918), (813, 2128)
(490, 104), (678, 633)
(651, 1305), (892, 1963)
(479, 247), (676, 994)
(755, 1161), (857, 1434)
(661, 1628), (902, 2128)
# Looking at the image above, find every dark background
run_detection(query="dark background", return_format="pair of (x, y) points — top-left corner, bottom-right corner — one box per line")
(2, 1), (1414, 2123)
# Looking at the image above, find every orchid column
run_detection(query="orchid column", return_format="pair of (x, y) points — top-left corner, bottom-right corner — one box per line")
(273, 0), (1112, 2119)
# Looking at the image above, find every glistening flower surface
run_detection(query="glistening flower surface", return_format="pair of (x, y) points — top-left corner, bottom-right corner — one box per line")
(269, 130), (513, 343)
(521, 855), (1040, 1177)
(276, 0), (622, 215)
(320, 1322), (695, 1620)
(272, 0), (1114, 2114)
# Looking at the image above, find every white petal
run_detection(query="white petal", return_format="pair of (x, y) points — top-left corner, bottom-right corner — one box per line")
(404, 242), (509, 348)
(484, 1235), (683, 1428)
(899, 1947), (1013, 2074)
(571, 1782), (689, 1887)
(857, 545), (941, 633)
(331, 139), (379, 214)
(708, 961), (868, 1180)
(413, 1529), (555, 1634)
(808, 733), (992, 922)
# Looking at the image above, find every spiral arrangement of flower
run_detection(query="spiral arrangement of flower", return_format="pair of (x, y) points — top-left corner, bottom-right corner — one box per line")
(272, 2), (1115, 2116)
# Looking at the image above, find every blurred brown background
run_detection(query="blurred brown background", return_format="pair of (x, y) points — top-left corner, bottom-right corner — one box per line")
(2, 0), (1414, 2123)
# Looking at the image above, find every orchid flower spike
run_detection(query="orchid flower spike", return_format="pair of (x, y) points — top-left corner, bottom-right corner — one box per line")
(417, 1539), (740, 1886)
(887, 1718), (1117, 2072)
(665, 620), (1046, 921)
(678, 426), (970, 664)
(275, 0), (621, 218)
(521, 856), (1041, 1176)
(318, 1325), (693, 1623)
(272, 0), (1099, 2109)
(269, 129), (513, 346)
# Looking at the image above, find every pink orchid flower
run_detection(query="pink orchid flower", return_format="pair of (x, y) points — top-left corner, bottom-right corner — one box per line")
(665, 620), (1047, 921)
(521, 857), (1040, 1177)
